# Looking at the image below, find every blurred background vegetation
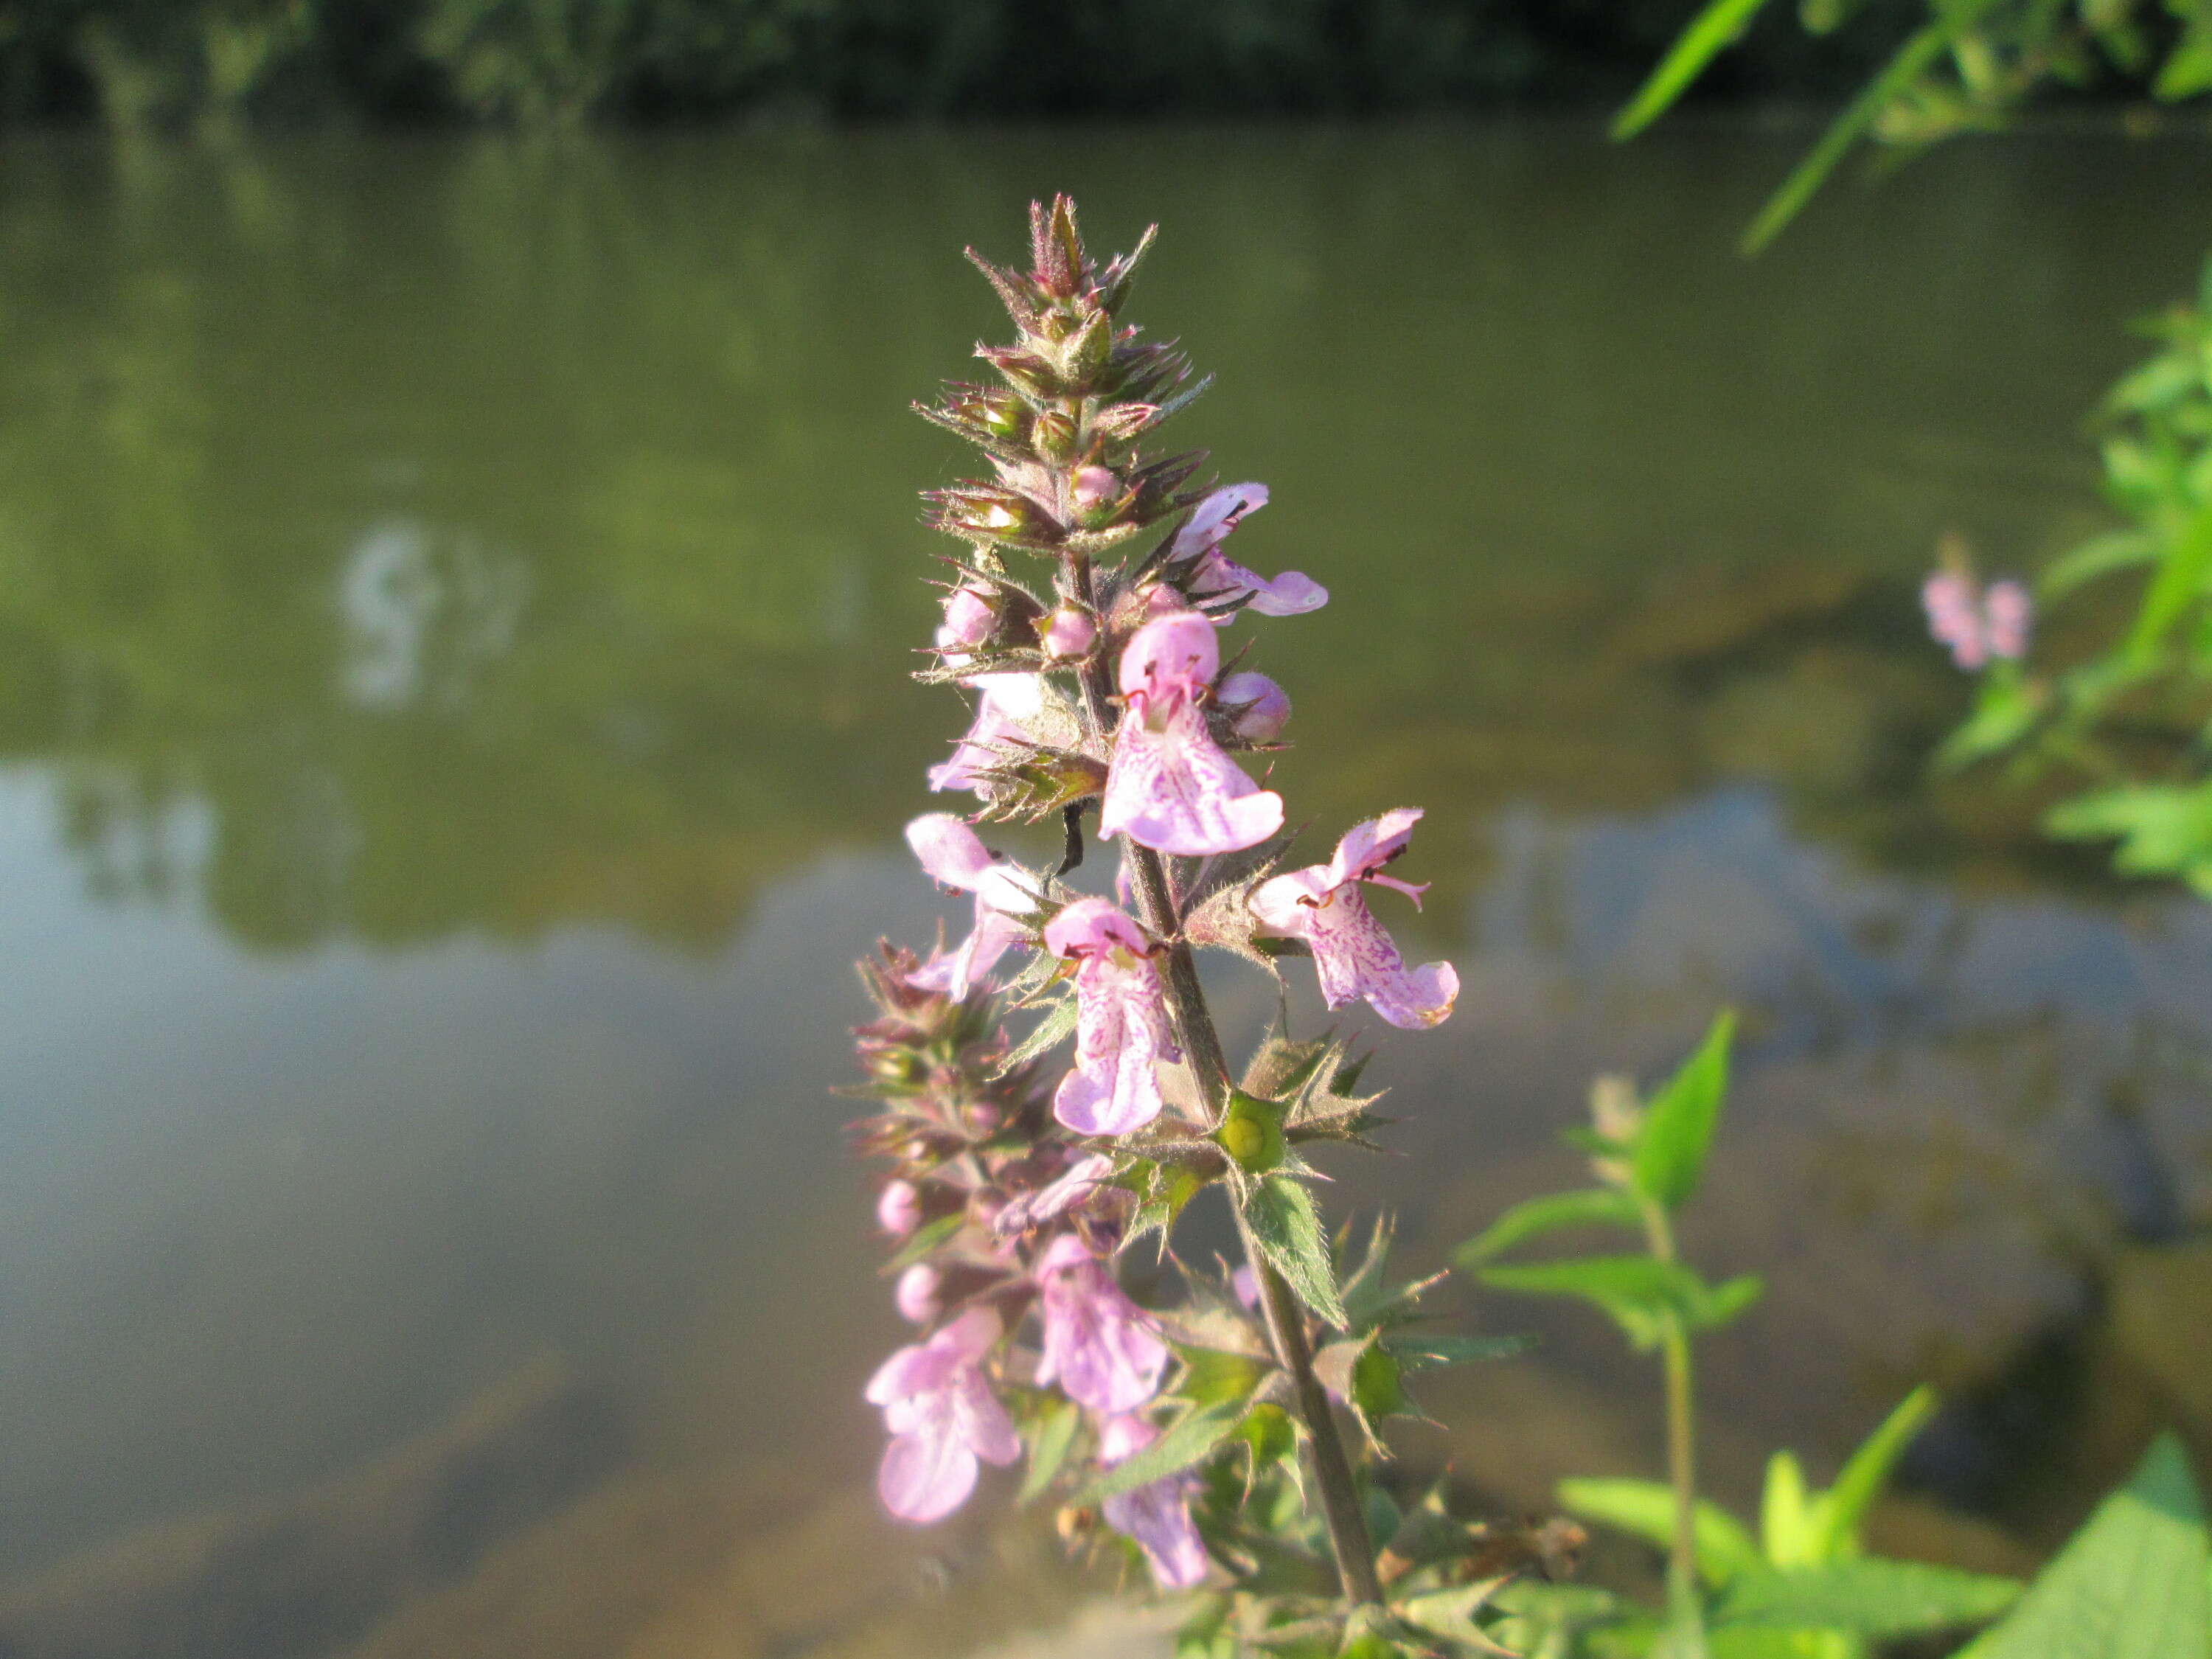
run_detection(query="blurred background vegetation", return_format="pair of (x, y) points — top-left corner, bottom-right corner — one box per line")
(0, 0), (2159, 130)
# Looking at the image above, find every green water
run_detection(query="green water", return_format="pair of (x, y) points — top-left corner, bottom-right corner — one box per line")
(0, 125), (2208, 1657)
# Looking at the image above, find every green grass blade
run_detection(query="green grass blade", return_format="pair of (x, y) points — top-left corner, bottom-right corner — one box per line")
(1740, 0), (2003, 253)
(1613, 0), (1778, 139)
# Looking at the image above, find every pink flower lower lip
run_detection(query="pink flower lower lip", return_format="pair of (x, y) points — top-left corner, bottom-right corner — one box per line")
(1099, 612), (1284, 855)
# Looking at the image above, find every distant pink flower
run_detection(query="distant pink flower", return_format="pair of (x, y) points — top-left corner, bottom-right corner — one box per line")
(1044, 897), (1182, 1135)
(896, 1262), (944, 1324)
(1174, 484), (1328, 617)
(1922, 569), (2032, 671)
(1035, 1234), (1168, 1414)
(1251, 808), (1458, 1030)
(1096, 1413), (1211, 1588)
(877, 1179), (922, 1237)
(1040, 607), (1097, 658)
(995, 1151), (1118, 1237)
(1217, 671), (1290, 743)
(866, 1307), (1020, 1523)
(905, 815), (1037, 998)
(1099, 612), (1285, 855)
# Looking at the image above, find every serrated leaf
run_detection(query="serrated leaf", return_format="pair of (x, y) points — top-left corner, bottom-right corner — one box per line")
(1631, 1009), (1736, 1211)
(1558, 1477), (1764, 1585)
(1954, 1433), (2210, 1659)
(1386, 1332), (1537, 1371)
(1456, 1188), (1644, 1266)
(1077, 1399), (1246, 1505)
(1716, 1559), (2022, 1637)
(1243, 1175), (1347, 1327)
(1018, 1396), (1081, 1504)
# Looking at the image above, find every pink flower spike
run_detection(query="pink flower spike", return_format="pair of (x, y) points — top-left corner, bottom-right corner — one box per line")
(905, 814), (1038, 998)
(1101, 613), (1284, 856)
(866, 1307), (1020, 1524)
(1046, 897), (1182, 1136)
(1251, 813), (1458, 1031)
(1034, 1235), (1168, 1414)
(877, 1178), (922, 1237)
(1921, 570), (1989, 671)
(1096, 1413), (1211, 1588)
(1218, 671), (1291, 743)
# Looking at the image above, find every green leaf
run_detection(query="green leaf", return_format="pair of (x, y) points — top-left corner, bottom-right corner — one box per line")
(882, 1211), (962, 1272)
(1740, 0), (2006, 254)
(1808, 1384), (1938, 1558)
(1935, 669), (2043, 773)
(1215, 1088), (1288, 1172)
(1479, 1254), (1703, 1349)
(2122, 505), (2212, 664)
(1716, 1559), (2021, 1637)
(1558, 1476), (1764, 1585)
(1351, 1343), (1411, 1424)
(1955, 1433), (2210, 1659)
(1243, 1175), (1347, 1327)
(1761, 1450), (1817, 1566)
(1175, 1345), (1269, 1408)
(1631, 1010), (1736, 1211)
(1018, 1396), (1081, 1504)
(1455, 1188), (1644, 1266)
(2046, 780), (2212, 881)
(1612, 0), (1777, 138)
(2154, 35), (2212, 99)
(1077, 1399), (1247, 1505)
(992, 992), (1077, 1077)
(2038, 529), (2161, 600)
(1385, 1332), (1536, 1371)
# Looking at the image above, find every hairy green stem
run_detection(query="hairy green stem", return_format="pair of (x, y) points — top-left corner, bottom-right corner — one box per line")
(1063, 548), (1383, 1609)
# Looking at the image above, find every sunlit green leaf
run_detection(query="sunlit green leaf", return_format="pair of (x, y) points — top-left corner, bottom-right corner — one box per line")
(1243, 1175), (1347, 1327)
(1955, 1433), (2210, 1659)
(1558, 1475), (1764, 1585)
(1716, 1559), (2022, 1636)
(1385, 1332), (1536, 1371)
(1631, 1009), (1736, 1211)
(1612, 0), (1778, 139)
(1808, 1384), (1938, 1558)
(2037, 528), (2160, 599)
(1077, 1399), (1247, 1505)
(1455, 1187), (1643, 1266)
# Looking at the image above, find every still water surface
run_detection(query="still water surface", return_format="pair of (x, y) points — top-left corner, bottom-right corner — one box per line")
(1, 123), (2208, 1657)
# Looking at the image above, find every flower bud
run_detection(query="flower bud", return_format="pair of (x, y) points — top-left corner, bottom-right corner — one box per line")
(877, 1178), (922, 1237)
(1218, 671), (1290, 742)
(938, 586), (996, 653)
(1039, 607), (1097, 658)
(1073, 465), (1118, 508)
(1033, 411), (1077, 462)
(895, 1262), (944, 1324)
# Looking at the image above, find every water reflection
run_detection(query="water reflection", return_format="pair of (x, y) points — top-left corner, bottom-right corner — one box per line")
(1, 125), (2208, 1655)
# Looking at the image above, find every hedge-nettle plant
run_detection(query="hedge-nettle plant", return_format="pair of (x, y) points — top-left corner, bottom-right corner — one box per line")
(846, 198), (1547, 1656)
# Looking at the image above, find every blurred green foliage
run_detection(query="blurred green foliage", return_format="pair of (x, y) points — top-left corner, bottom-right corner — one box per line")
(1941, 262), (2212, 899)
(0, 0), (1935, 128)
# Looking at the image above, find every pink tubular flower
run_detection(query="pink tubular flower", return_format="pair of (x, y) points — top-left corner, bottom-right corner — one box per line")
(1034, 1234), (1168, 1414)
(929, 672), (1045, 796)
(1097, 1413), (1211, 1588)
(1983, 579), (2032, 661)
(1044, 897), (1182, 1136)
(1174, 484), (1328, 617)
(995, 1150), (1117, 1237)
(1250, 808), (1459, 1031)
(877, 1178), (922, 1237)
(1217, 671), (1290, 743)
(866, 1306), (1020, 1523)
(1099, 612), (1285, 855)
(905, 814), (1037, 998)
